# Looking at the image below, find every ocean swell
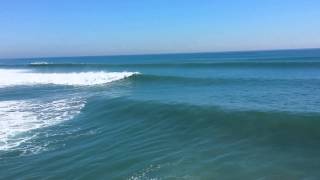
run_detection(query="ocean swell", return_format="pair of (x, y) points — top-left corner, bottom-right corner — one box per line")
(86, 97), (320, 145)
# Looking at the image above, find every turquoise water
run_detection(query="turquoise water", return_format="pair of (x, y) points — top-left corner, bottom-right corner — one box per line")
(1, 49), (320, 179)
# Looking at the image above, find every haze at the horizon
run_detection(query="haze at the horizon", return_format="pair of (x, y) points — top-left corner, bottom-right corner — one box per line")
(0, 0), (319, 58)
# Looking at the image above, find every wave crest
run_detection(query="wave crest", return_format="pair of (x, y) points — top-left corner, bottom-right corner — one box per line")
(0, 69), (139, 87)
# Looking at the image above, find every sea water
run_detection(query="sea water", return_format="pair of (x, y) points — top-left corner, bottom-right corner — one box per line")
(0, 49), (320, 179)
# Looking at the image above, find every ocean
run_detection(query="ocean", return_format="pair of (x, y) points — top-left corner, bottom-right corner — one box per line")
(0, 49), (320, 179)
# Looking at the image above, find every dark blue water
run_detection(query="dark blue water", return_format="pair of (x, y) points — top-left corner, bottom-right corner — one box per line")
(1, 49), (320, 179)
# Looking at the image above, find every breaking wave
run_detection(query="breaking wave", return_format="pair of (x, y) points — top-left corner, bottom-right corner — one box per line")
(0, 69), (139, 87)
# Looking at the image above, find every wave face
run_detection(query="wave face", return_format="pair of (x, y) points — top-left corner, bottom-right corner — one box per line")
(1, 49), (320, 179)
(0, 69), (138, 87)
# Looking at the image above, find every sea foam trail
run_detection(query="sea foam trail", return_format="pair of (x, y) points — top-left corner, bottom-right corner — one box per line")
(0, 98), (85, 151)
(0, 69), (138, 87)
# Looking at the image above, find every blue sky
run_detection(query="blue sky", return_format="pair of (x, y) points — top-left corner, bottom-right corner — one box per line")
(0, 0), (319, 58)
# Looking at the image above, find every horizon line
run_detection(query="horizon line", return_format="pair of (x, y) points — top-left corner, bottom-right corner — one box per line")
(1, 47), (320, 60)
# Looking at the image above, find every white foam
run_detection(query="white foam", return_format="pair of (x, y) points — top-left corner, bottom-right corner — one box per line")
(0, 98), (85, 151)
(0, 69), (138, 87)
(29, 61), (49, 65)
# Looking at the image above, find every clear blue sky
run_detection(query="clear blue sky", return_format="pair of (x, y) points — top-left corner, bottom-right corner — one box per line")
(0, 0), (319, 58)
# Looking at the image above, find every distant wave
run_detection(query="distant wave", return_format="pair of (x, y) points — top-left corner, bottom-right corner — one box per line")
(29, 61), (49, 65)
(26, 61), (320, 68)
(0, 69), (139, 87)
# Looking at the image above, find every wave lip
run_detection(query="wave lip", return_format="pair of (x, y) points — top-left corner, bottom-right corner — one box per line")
(0, 69), (139, 87)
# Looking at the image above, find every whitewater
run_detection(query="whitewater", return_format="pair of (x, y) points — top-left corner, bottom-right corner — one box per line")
(0, 69), (138, 87)
(0, 69), (137, 152)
